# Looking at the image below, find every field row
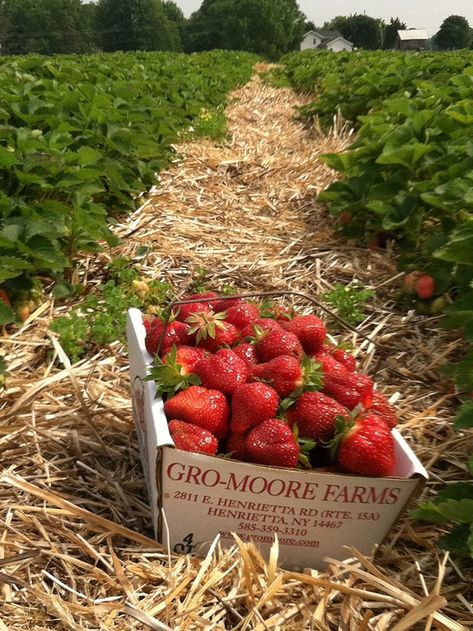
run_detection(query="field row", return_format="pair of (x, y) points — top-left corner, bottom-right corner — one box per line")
(0, 50), (259, 321)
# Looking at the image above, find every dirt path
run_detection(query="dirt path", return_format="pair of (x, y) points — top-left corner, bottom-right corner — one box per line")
(0, 71), (470, 629)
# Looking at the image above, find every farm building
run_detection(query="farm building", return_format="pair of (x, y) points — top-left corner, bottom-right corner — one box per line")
(396, 29), (429, 51)
(300, 30), (354, 53)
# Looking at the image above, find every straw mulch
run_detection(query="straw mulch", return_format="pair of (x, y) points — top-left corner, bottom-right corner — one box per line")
(1, 68), (472, 630)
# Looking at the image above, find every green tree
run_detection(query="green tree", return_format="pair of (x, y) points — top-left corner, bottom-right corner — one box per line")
(434, 15), (471, 50)
(0, 0), (94, 55)
(162, 0), (185, 51)
(95, 0), (177, 52)
(324, 13), (382, 49)
(382, 17), (407, 49)
(185, 0), (305, 59)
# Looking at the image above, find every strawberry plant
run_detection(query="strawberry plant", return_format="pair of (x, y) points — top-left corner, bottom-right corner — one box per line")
(282, 49), (473, 555)
(50, 257), (171, 361)
(0, 50), (259, 297)
(322, 284), (374, 326)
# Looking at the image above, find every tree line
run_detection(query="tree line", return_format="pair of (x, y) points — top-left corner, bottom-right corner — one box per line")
(0, 1), (471, 58)
(0, 0), (306, 58)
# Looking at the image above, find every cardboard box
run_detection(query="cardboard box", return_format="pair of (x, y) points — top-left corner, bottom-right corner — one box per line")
(127, 308), (428, 570)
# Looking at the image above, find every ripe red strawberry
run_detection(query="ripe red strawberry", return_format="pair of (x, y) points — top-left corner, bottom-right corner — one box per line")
(195, 349), (248, 395)
(163, 386), (229, 440)
(246, 419), (299, 468)
(287, 392), (349, 443)
(186, 311), (239, 352)
(226, 432), (248, 460)
(214, 296), (244, 311)
(165, 345), (205, 373)
(239, 318), (282, 340)
(281, 315), (326, 354)
(336, 414), (396, 477)
(148, 345), (205, 395)
(224, 301), (260, 330)
(260, 303), (295, 322)
(338, 211), (352, 225)
(251, 355), (303, 397)
(0, 289), (11, 306)
(168, 420), (218, 455)
(230, 382), (279, 434)
(145, 319), (191, 356)
(415, 274), (435, 300)
(176, 292), (218, 321)
(255, 328), (303, 362)
(366, 391), (397, 428)
(314, 351), (373, 409)
(232, 342), (259, 368)
(322, 345), (357, 372)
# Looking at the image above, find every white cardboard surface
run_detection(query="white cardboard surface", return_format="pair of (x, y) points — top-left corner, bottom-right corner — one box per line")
(126, 308), (428, 569)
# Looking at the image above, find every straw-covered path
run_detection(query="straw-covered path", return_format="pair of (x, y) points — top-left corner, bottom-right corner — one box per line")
(1, 67), (471, 630)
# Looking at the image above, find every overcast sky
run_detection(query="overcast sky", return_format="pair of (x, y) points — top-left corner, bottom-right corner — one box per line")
(174, 1), (473, 36)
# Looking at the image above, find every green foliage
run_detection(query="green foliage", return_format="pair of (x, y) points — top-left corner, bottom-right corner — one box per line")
(0, 50), (259, 291)
(383, 17), (407, 50)
(434, 15), (472, 51)
(283, 49), (473, 557)
(0, 0), (96, 56)
(324, 14), (383, 50)
(184, 0), (305, 60)
(50, 258), (171, 362)
(96, 0), (178, 52)
(323, 284), (374, 326)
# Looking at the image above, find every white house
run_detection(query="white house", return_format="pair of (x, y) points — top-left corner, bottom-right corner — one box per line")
(300, 30), (354, 52)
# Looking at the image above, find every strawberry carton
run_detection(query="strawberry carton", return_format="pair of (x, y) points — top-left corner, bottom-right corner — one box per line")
(126, 291), (428, 570)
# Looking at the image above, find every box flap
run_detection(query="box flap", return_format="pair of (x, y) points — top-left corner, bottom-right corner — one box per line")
(392, 429), (428, 479)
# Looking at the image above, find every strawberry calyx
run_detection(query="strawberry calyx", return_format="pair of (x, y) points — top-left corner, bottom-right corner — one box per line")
(186, 310), (228, 344)
(325, 409), (361, 462)
(292, 423), (316, 468)
(244, 323), (267, 344)
(259, 300), (294, 321)
(146, 345), (201, 395)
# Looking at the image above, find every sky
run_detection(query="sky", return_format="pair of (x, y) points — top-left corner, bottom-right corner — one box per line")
(174, 1), (473, 36)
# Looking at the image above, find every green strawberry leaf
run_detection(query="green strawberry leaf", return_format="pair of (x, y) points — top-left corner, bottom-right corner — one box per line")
(0, 301), (16, 326)
(438, 524), (473, 559)
(454, 401), (473, 430)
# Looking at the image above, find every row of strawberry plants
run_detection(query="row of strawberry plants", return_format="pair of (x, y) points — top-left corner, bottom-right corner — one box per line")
(0, 50), (259, 324)
(281, 49), (473, 129)
(281, 51), (473, 558)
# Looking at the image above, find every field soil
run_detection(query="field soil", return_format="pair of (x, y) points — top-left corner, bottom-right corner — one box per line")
(1, 68), (471, 629)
